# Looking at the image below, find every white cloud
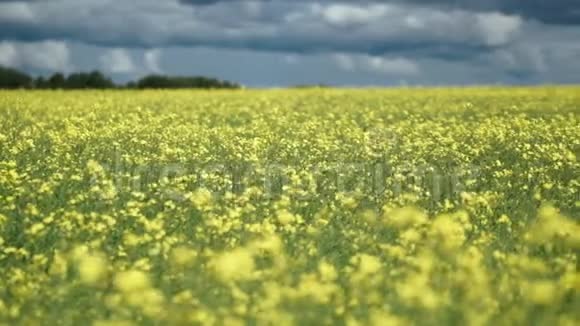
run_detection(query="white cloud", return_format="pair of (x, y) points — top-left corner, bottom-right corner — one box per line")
(0, 2), (35, 23)
(333, 53), (356, 71)
(476, 12), (523, 46)
(283, 54), (299, 64)
(363, 56), (420, 75)
(0, 42), (18, 67)
(242, 0), (263, 18)
(144, 49), (163, 73)
(405, 15), (425, 29)
(492, 45), (547, 73)
(320, 3), (392, 27)
(22, 41), (71, 71)
(333, 53), (420, 76)
(481, 24), (580, 77)
(0, 40), (71, 72)
(100, 48), (135, 73)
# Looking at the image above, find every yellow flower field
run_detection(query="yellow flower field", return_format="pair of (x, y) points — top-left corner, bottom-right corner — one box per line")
(0, 88), (579, 325)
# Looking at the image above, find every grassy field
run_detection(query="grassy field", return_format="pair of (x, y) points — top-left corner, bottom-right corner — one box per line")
(0, 88), (579, 325)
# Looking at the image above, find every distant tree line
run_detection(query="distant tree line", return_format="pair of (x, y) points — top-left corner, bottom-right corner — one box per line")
(289, 83), (332, 88)
(128, 75), (240, 89)
(0, 66), (241, 89)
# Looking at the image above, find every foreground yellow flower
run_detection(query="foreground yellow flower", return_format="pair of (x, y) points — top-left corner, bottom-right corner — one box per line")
(78, 254), (107, 285)
(0, 87), (578, 325)
(212, 248), (256, 282)
(115, 270), (151, 293)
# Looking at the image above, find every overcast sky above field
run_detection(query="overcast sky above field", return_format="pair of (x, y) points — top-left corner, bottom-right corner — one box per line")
(0, 0), (579, 86)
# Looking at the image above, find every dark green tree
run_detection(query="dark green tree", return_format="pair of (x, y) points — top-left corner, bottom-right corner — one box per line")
(86, 71), (115, 88)
(35, 76), (48, 89)
(48, 73), (66, 89)
(0, 66), (32, 89)
(135, 74), (240, 89)
(63, 71), (115, 89)
(0, 67), (240, 90)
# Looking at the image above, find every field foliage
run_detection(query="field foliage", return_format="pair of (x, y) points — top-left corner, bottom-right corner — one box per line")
(0, 88), (579, 325)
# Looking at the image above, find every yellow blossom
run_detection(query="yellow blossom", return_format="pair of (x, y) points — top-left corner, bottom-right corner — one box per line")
(212, 248), (255, 282)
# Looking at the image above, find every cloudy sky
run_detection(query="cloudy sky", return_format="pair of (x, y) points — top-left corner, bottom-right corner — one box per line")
(0, 0), (579, 86)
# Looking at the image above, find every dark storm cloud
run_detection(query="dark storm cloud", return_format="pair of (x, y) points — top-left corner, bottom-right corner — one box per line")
(2, 0), (580, 25)
(179, 0), (269, 4)
(177, 0), (580, 25)
(1, 0), (579, 85)
(0, 0), (524, 57)
(396, 0), (580, 25)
